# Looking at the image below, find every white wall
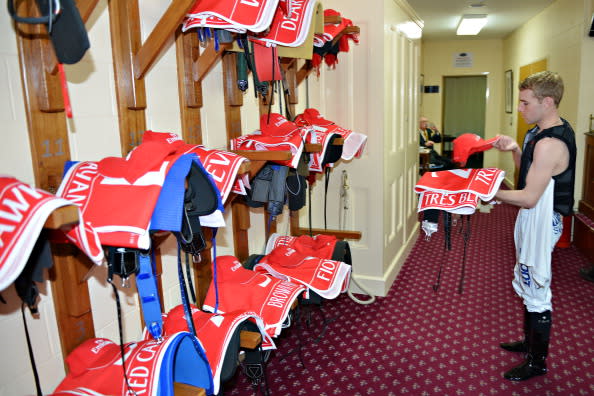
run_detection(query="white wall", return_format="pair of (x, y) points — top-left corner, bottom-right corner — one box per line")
(420, 39), (503, 169)
(0, 0), (422, 393)
(0, 0), (265, 393)
(501, 0), (593, 201)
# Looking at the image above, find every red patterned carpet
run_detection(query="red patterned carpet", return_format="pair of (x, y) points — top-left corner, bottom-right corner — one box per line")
(224, 203), (594, 396)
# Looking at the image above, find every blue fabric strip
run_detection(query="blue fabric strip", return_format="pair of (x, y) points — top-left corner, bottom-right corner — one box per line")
(136, 252), (163, 341)
(150, 154), (194, 232)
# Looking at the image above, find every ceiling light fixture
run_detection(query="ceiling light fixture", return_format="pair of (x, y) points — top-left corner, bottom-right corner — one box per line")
(456, 14), (487, 35)
(396, 21), (422, 39)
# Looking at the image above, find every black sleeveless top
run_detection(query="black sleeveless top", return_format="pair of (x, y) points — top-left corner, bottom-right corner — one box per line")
(517, 118), (577, 216)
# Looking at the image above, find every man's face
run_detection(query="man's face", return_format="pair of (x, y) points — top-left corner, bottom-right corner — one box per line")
(518, 89), (545, 125)
(419, 118), (428, 130)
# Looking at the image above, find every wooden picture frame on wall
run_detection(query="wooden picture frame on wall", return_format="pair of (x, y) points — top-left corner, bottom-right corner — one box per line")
(505, 69), (513, 113)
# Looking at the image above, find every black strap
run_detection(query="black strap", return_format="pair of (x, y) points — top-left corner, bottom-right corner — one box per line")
(236, 51), (249, 91)
(305, 76), (310, 109)
(324, 167), (331, 229)
(184, 251), (197, 304)
(21, 303), (42, 396)
(308, 177), (313, 237)
(310, 304), (337, 344)
(280, 69), (292, 121)
(265, 52), (277, 123)
(7, 0), (57, 26)
(276, 306), (306, 369)
(107, 281), (138, 396)
(240, 345), (271, 396)
(458, 215), (471, 294)
(433, 211), (450, 292)
(277, 79), (283, 114)
(177, 241), (197, 337)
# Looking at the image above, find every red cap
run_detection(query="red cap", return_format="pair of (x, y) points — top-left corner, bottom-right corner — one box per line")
(294, 108), (335, 127)
(453, 134), (500, 166)
(65, 338), (121, 377)
(260, 113), (300, 136)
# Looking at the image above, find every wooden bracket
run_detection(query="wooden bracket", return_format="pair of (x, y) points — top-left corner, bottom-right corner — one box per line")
(133, 0), (196, 80)
(44, 206), (79, 229)
(194, 40), (233, 83)
(109, 0), (146, 153)
(296, 60), (314, 86)
(230, 150), (293, 162)
(221, 51), (253, 262)
(332, 26), (360, 45)
(176, 28), (204, 144)
(239, 330), (262, 349)
(13, 0), (101, 363)
(324, 14), (342, 24)
(290, 224), (362, 241)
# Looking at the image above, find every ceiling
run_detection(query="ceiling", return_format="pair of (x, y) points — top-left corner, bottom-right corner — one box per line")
(407, 0), (556, 40)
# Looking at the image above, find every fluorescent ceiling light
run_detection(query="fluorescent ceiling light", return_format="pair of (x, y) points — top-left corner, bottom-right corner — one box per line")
(456, 14), (487, 35)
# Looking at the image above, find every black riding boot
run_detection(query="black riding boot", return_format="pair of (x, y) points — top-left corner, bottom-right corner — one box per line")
(500, 306), (529, 353)
(504, 310), (551, 381)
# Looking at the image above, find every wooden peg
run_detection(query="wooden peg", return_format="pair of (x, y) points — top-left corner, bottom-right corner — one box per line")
(44, 206), (79, 229)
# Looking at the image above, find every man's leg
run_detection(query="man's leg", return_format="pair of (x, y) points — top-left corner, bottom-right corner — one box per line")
(504, 310), (550, 381)
(506, 261), (552, 381)
(500, 305), (529, 353)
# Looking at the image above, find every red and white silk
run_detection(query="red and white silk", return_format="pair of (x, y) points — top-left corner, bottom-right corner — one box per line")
(414, 168), (505, 214)
(0, 176), (103, 290)
(295, 108), (367, 161)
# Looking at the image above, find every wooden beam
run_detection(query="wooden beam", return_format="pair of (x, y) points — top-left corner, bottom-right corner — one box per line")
(176, 28), (204, 144)
(44, 206), (79, 229)
(232, 203), (251, 262)
(324, 14), (342, 24)
(14, 0), (96, 364)
(109, 0), (145, 113)
(109, 0), (146, 153)
(48, 246), (95, 362)
(292, 227), (362, 240)
(282, 59), (298, 114)
(230, 150), (293, 161)
(240, 331), (262, 349)
(305, 143), (322, 152)
(173, 382), (206, 396)
(194, 41), (232, 83)
(296, 60), (313, 86)
(14, 1), (64, 114)
(332, 26), (360, 45)
(222, 52), (251, 261)
(134, 0), (195, 79)
(238, 161), (251, 175)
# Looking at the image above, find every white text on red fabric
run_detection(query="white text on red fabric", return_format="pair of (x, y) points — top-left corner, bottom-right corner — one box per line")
(316, 259), (337, 282)
(266, 282), (296, 308)
(61, 162), (98, 206)
(0, 184), (43, 248)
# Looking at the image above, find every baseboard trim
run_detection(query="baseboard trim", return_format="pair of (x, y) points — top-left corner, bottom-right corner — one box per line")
(348, 222), (419, 297)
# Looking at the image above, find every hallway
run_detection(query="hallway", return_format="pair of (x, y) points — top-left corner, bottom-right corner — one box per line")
(226, 202), (594, 396)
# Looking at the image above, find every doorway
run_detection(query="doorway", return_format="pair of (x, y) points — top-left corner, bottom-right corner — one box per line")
(442, 75), (487, 166)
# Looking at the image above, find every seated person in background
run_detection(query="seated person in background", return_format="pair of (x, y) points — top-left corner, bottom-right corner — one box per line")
(419, 117), (451, 171)
(418, 117), (452, 238)
(419, 116), (442, 148)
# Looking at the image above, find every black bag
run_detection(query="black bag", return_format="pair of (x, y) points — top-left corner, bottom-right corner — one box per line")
(175, 161), (219, 255)
(429, 149), (454, 170)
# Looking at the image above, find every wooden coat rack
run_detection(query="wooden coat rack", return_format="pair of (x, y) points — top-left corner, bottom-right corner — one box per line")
(14, 0), (360, 393)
